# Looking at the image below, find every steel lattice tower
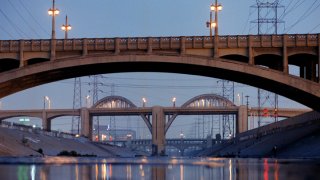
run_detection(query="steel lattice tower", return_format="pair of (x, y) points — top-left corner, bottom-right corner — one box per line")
(91, 75), (100, 140)
(251, 0), (284, 35)
(251, 0), (283, 126)
(218, 80), (235, 139)
(71, 77), (82, 134)
(109, 83), (116, 138)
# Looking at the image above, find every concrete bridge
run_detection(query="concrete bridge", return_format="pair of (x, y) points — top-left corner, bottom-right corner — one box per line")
(0, 34), (320, 111)
(0, 94), (310, 155)
(106, 138), (214, 156)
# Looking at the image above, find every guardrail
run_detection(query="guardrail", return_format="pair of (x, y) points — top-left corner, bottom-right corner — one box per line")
(0, 34), (318, 53)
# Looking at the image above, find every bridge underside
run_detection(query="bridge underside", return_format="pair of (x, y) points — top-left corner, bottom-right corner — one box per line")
(0, 54), (319, 110)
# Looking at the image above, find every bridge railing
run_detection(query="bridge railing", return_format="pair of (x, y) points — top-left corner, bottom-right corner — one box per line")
(0, 34), (318, 53)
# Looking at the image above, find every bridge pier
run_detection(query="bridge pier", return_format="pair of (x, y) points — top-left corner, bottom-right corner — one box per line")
(151, 106), (166, 156)
(237, 105), (248, 134)
(41, 111), (51, 131)
(19, 40), (25, 68)
(50, 39), (56, 61)
(283, 34), (288, 74)
(80, 108), (92, 139)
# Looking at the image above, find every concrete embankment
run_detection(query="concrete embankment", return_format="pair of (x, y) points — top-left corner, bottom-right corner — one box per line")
(0, 126), (142, 157)
(206, 111), (320, 158)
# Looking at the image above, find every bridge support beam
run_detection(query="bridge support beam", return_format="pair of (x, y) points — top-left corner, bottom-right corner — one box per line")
(151, 106), (166, 156)
(42, 111), (51, 131)
(50, 39), (56, 61)
(82, 39), (88, 56)
(147, 37), (152, 54)
(19, 40), (25, 68)
(283, 35), (288, 74)
(248, 35), (254, 65)
(237, 105), (248, 134)
(80, 108), (92, 139)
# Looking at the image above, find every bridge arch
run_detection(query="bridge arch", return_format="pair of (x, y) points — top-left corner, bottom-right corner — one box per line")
(26, 58), (50, 66)
(93, 95), (137, 108)
(221, 54), (249, 63)
(288, 54), (318, 81)
(254, 54), (283, 71)
(0, 54), (319, 112)
(0, 59), (19, 73)
(91, 95), (152, 133)
(181, 94), (236, 108)
(165, 94), (236, 133)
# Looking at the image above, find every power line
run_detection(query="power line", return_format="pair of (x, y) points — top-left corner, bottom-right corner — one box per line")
(6, 0), (42, 38)
(0, 8), (29, 38)
(309, 23), (320, 33)
(0, 25), (14, 39)
(285, 0), (320, 33)
(17, 0), (50, 36)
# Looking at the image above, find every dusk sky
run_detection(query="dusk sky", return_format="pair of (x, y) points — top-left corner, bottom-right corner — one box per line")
(0, 0), (319, 137)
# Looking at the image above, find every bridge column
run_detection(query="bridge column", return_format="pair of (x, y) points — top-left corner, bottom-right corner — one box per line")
(80, 108), (92, 139)
(180, 36), (186, 55)
(237, 105), (248, 134)
(82, 38), (88, 56)
(115, 38), (120, 54)
(50, 39), (56, 61)
(42, 111), (51, 131)
(283, 34), (289, 74)
(19, 40), (25, 68)
(151, 106), (166, 156)
(248, 35), (254, 65)
(147, 37), (152, 54)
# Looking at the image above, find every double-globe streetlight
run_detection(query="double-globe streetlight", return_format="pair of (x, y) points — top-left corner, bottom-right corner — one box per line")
(61, 15), (72, 39)
(206, 0), (222, 58)
(48, 0), (60, 40)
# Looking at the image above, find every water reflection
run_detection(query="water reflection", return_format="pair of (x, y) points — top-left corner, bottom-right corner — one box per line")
(0, 157), (319, 180)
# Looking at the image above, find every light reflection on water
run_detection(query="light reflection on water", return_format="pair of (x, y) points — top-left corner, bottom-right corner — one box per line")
(0, 157), (319, 180)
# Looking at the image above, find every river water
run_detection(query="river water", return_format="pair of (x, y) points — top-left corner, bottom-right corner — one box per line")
(0, 157), (319, 180)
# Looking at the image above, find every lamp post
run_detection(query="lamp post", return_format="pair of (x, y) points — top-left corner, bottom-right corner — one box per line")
(172, 97), (176, 107)
(142, 97), (147, 107)
(44, 96), (51, 109)
(48, 0), (59, 40)
(61, 15), (71, 39)
(86, 95), (91, 108)
(207, 1), (222, 58)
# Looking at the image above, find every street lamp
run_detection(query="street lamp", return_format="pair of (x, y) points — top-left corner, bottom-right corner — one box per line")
(172, 97), (176, 107)
(61, 15), (71, 39)
(142, 97), (147, 107)
(44, 96), (51, 109)
(48, 0), (60, 40)
(86, 95), (91, 108)
(206, 1), (222, 58)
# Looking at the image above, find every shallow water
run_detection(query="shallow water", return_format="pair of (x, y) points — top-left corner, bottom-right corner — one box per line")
(0, 157), (319, 180)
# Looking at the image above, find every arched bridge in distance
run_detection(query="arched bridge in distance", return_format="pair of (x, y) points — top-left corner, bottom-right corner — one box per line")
(0, 94), (310, 155)
(0, 34), (319, 110)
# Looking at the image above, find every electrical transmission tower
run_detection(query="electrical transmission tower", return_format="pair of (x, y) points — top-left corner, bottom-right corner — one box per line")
(109, 83), (116, 139)
(251, 0), (283, 126)
(71, 77), (82, 134)
(91, 75), (101, 141)
(218, 80), (235, 139)
(251, 0), (284, 34)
